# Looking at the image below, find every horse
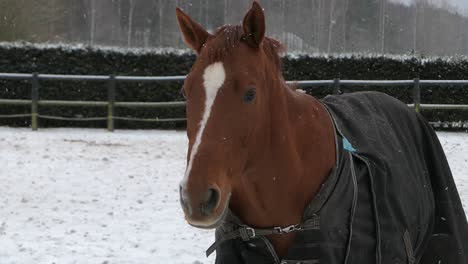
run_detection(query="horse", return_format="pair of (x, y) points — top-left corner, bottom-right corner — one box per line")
(176, 2), (468, 264)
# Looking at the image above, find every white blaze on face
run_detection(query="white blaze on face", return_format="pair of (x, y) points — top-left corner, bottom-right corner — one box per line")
(183, 62), (226, 182)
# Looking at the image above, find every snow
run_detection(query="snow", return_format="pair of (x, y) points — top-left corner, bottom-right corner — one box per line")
(0, 128), (214, 264)
(2, 41), (468, 62)
(437, 132), (468, 215)
(0, 128), (466, 263)
(0, 41), (192, 56)
(285, 51), (468, 63)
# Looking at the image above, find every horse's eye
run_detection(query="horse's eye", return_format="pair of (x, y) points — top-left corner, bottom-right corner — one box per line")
(243, 88), (256, 103)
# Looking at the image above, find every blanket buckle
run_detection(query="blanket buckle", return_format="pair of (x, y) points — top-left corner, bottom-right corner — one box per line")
(245, 227), (256, 238)
(274, 224), (302, 234)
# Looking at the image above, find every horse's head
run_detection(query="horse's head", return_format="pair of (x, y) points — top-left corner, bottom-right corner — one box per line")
(176, 2), (285, 228)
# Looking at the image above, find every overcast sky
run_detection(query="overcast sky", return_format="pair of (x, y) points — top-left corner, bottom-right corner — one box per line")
(392, 0), (468, 14)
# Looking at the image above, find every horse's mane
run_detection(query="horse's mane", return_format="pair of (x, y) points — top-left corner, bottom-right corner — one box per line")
(208, 25), (286, 72)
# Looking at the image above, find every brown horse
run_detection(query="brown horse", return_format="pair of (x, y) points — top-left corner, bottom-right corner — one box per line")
(176, 1), (335, 258)
(176, 2), (468, 264)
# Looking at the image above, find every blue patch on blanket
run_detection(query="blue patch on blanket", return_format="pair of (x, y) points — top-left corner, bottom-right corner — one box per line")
(342, 137), (356, 152)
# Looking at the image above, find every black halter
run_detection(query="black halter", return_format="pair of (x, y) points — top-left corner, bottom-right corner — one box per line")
(206, 215), (321, 257)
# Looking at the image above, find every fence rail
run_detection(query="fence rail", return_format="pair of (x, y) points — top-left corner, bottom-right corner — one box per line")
(1, 73), (468, 131)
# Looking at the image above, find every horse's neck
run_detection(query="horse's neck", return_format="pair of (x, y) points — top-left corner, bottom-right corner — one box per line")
(230, 80), (336, 257)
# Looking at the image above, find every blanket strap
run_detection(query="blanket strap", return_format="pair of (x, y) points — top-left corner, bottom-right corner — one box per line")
(206, 215), (320, 257)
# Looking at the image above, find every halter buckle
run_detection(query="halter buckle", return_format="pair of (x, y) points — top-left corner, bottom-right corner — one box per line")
(245, 227), (256, 238)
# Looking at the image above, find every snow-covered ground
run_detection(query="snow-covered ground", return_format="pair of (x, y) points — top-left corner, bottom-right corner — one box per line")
(0, 128), (466, 264)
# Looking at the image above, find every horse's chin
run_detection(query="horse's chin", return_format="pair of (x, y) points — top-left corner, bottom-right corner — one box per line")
(186, 194), (231, 229)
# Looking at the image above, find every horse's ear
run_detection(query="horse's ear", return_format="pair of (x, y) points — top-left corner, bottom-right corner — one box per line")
(242, 1), (265, 48)
(176, 7), (211, 54)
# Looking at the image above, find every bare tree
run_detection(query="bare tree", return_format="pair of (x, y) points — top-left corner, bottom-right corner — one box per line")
(90, 0), (96, 45)
(158, 0), (163, 46)
(1, 0), (468, 56)
(413, 1), (419, 53)
(379, 0), (387, 53)
(224, 0), (228, 25)
(0, 0), (22, 41)
(281, 0), (286, 43)
(317, 0), (323, 51)
(80, 0), (95, 44)
(342, 0), (349, 52)
(127, 0), (136, 47)
(117, 0), (123, 45)
(327, 0), (338, 53)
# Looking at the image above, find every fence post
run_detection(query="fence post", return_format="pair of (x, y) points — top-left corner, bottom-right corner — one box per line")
(31, 73), (39, 131)
(333, 78), (340, 95)
(413, 78), (421, 113)
(107, 75), (116, 132)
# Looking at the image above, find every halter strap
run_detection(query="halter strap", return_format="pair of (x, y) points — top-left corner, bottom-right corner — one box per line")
(206, 215), (320, 257)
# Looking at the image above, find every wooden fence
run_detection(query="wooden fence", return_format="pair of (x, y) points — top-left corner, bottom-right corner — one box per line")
(0, 73), (467, 131)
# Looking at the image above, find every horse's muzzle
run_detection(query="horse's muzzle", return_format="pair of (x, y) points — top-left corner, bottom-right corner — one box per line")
(179, 183), (224, 227)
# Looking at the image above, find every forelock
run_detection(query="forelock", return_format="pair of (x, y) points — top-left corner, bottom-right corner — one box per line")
(202, 25), (285, 71)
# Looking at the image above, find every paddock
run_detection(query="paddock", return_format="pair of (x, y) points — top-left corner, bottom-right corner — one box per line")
(0, 127), (466, 263)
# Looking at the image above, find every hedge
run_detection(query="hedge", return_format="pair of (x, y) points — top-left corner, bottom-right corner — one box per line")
(0, 43), (467, 130)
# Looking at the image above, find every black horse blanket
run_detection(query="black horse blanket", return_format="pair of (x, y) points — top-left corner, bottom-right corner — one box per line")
(209, 92), (468, 264)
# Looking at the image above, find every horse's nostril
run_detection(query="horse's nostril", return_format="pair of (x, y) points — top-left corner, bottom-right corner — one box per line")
(202, 188), (220, 216)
